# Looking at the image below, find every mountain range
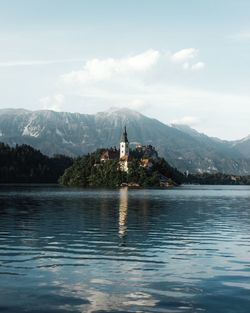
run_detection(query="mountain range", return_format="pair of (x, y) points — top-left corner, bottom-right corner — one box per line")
(0, 107), (249, 175)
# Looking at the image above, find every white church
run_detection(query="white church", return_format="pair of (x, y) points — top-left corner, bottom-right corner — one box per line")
(119, 126), (129, 172)
(100, 126), (157, 173)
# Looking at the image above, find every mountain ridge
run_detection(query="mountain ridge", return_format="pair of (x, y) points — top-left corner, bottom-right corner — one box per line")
(0, 107), (249, 175)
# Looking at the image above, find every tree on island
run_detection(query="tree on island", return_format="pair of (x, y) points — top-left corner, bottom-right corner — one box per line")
(59, 149), (185, 188)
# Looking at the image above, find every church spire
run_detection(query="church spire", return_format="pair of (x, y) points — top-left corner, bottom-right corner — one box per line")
(120, 126), (129, 166)
(121, 125), (129, 143)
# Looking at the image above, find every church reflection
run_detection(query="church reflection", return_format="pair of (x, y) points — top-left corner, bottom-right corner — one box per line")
(118, 187), (128, 239)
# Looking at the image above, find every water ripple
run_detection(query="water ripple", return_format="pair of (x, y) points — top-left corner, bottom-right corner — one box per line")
(0, 185), (250, 313)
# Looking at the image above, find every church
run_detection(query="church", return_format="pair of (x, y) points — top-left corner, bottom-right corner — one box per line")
(100, 126), (157, 173)
(119, 126), (129, 172)
(99, 126), (130, 172)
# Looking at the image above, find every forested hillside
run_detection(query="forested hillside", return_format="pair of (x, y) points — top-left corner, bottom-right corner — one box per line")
(0, 143), (73, 183)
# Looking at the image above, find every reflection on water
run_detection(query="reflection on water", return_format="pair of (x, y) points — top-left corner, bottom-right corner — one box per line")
(0, 184), (250, 313)
(118, 187), (128, 239)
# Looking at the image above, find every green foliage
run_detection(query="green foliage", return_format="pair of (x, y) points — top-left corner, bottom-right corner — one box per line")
(0, 142), (73, 183)
(127, 160), (159, 187)
(187, 172), (250, 185)
(59, 154), (127, 187)
(59, 149), (186, 188)
(151, 158), (184, 185)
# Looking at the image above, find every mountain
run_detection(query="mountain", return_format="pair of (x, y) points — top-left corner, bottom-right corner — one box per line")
(0, 107), (249, 175)
(172, 124), (250, 160)
(231, 135), (250, 159)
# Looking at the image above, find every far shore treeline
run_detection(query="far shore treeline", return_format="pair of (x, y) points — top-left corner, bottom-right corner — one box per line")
(0, 142), (250, 186)
(0, 142), (73, 183)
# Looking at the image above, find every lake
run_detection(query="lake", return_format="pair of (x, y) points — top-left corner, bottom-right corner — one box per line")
(0, 185), (249, 313)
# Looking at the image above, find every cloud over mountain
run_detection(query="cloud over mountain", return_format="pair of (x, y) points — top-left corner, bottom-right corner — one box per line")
(61, 50), (160, 84)
(35, 48), (248, 140)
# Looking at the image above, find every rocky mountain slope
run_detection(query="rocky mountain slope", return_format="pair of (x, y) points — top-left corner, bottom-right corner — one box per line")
(0, 108), (249, 175)
(231, 135), (250, 159)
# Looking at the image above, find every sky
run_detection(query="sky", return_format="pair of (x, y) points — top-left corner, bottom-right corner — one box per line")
(0, 0), (250, 140)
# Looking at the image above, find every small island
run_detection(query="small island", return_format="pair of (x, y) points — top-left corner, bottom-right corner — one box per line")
(59, 127), (184, 188)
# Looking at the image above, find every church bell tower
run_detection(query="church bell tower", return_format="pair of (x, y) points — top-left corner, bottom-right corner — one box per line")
(120, 126), (129, 159)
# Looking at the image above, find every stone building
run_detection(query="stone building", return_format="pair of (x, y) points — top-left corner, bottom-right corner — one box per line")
(100, 148), (119, 162)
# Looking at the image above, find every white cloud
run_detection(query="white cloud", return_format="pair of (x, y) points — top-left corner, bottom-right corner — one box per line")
(171, 49), (205, 72)
(61, 50), (160, 84)
(182, 62), (190, 70)
(127, 99), (151, 111)
(41, 62), (250, 139)
(57, 49), (210, 127)
(191, 62), (205, 71)
(171, 48), (199, 63)
(40, 94), (64, 111)
(170, 116), (200, 127)
(46, 49), (250, 139)
(182, 61), (205, 71)
(61, 48), (205, 89)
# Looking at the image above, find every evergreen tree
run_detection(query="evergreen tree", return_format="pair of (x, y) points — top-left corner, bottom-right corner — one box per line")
(0, 142), (73, 183)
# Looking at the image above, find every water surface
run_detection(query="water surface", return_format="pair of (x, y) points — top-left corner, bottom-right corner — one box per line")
(0, 185), (250, 313)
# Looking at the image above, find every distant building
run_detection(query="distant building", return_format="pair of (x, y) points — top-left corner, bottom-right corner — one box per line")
(139, 158), (153, 169)
(135, 144), (158, 160)
(100, 147), (119, 162)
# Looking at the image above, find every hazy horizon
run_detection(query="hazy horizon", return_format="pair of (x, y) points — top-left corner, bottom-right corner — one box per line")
(0, 0), (250, 140)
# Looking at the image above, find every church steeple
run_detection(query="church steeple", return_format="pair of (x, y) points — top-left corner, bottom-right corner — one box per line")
(121, 126), (129, 143)
(120, 126), (129, 160)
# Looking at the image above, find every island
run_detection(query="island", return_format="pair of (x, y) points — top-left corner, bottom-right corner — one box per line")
(58, 126), (183, 187)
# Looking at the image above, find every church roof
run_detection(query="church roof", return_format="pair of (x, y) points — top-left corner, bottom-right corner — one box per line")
(121, 126), (129, 143)
(120, 155), (129, 161)
(100, 148), (119, 161)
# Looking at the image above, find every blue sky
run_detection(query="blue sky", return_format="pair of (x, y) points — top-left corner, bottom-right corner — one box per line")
(0, 0), (250, 139)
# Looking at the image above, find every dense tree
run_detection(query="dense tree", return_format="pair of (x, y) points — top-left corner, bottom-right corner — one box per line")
(59, 150), (186, 188)
(0, 142), (73, 183)
(187, 172), (250, 185)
